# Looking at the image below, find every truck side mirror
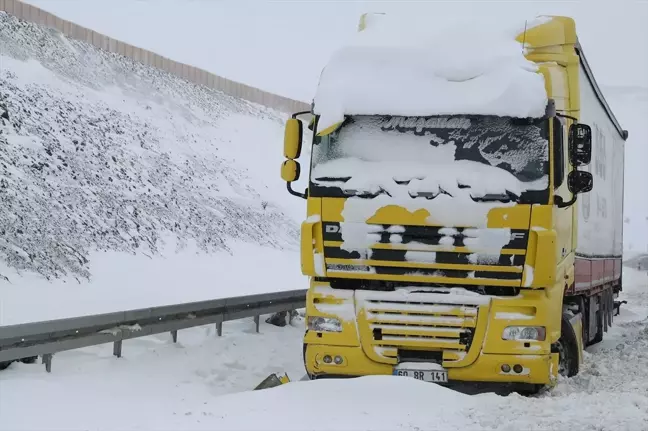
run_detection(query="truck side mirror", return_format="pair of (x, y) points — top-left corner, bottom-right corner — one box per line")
(284, 118), (303, 160)
(281, 159), (301, 183)
(568, 170), (593, 194)
(568, 123), (592, 167)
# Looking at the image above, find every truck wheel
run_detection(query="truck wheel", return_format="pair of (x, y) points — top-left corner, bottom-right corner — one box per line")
(554, 314), (580, 377)
(513, 383), (544, 396)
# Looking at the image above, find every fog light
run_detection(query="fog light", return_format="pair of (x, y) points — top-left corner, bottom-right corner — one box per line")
(334, 355), (343, 365)
(513, 364), (523, 374)
(323, 355), (332, 364)
(502, 326), (546, 341)
(501, 364), (511, 373)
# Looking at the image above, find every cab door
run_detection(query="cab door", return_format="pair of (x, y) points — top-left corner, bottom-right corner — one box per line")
(552, 117), (573, 264)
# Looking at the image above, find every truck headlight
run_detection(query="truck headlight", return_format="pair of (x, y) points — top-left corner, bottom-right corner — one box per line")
(308, 316), (342, 332)
(502, 326), (546, 341)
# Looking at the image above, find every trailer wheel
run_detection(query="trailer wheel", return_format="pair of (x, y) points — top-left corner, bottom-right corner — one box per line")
(555, 314), (580, 377)
(0, 361), (11, 371)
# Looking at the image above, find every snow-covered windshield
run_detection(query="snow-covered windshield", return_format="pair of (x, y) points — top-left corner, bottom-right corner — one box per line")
(310, 115), (549, 203)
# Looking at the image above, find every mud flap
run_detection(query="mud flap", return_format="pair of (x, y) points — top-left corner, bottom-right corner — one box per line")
(254, 372), (291, 390)
(568, 312), (584, 367)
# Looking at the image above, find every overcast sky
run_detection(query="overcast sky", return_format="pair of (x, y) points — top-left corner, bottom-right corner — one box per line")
(25, 0), (648, 102)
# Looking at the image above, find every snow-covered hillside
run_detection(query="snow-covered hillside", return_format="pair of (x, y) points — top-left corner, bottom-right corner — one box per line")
(0, 12), (308, 323)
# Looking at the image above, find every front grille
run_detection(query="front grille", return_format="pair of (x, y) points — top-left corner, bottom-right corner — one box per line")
(322, 222), (527, 284)
(359, 294), (483, 363)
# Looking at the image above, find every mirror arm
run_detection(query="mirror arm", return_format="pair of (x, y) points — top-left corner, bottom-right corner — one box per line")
(292, 110), (312, 119)
(554, 195), (577, 208)
(556, 112), (578, 122)
(287, 182), (308, 199)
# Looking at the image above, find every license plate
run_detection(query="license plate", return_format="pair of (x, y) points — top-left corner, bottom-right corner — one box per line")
(393, 368), (448, 383)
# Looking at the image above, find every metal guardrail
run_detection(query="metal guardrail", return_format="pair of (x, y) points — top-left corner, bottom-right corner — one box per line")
(624, 253), (648, 271)
(0, 289), (306, 372)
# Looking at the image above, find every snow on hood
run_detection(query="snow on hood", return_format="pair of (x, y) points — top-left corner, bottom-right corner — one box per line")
(312, 157), (547, 201)
(310, 115), (548, 229)
(313, 14), (550, 132)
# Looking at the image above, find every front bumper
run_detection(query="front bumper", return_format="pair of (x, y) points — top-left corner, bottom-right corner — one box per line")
(305, 344), (559, 385)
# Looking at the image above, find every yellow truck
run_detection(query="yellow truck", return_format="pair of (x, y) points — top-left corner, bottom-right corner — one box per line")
(280, 15), (628, 393)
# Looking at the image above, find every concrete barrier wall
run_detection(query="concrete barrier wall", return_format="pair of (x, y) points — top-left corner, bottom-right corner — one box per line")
(0, 0), (311, 114)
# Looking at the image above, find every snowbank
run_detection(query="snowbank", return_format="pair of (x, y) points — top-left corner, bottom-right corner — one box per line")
(0, 12), (307, 322)
(313, 14), (550, 131)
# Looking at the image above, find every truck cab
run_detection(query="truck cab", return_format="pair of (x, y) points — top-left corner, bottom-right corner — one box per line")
(280, 14), (626, 392)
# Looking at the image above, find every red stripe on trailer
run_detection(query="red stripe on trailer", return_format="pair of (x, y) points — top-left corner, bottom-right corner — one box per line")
(574, 257), (622, 292)
(604, 259), (615, 282)
(575, 258), (592, 289)
(613, 258), (622, 278)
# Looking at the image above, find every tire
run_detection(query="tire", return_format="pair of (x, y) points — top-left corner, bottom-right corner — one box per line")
(0, 361), (12, 371)
(514, 383), (544, 396)
(554, 314), (580, 378)
(19, 356), (38, 364)
(302, 342), (308, 373)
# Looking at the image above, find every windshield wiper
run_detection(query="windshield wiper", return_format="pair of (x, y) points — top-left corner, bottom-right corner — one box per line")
(470, 191), (519, 203)
(343, 187), (391, 199)
(314, 176), (351, 183)
(409, 187), (453, 200)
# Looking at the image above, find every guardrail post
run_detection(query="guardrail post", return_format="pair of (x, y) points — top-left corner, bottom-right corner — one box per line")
(254, 315), (260, 333)
(113, 340), (122, 358)
(171, 330), (178, 343)
(42, 354), (52, 373)
(216, 322), (223, 336)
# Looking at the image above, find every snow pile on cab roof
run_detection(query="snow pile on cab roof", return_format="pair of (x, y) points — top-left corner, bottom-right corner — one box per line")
(313, 14), (550, 131)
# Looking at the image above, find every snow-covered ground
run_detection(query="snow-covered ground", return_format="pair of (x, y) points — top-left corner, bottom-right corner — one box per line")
(0, 12), (309, 324)
(1, 267), (646, 430)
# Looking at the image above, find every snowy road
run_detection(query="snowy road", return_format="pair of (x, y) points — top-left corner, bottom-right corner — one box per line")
(1, 268), (646, 430)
